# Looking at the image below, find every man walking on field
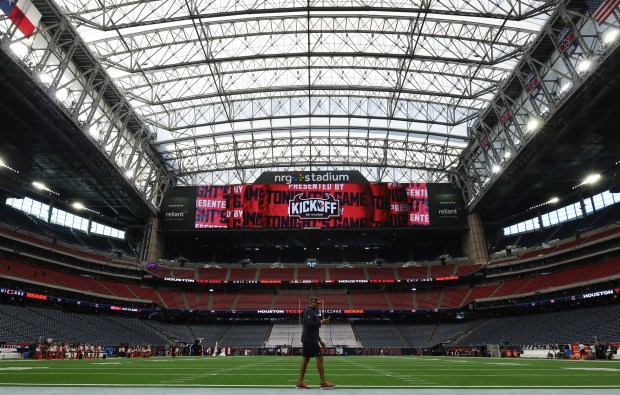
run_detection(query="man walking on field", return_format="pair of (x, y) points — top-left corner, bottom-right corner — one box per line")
(296, 296), (335, 390)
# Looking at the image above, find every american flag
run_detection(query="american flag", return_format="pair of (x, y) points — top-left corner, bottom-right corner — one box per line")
(586, 0), (620, 25)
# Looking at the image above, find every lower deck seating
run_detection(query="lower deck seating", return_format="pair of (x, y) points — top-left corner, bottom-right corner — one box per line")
(1, 302), (618, 348)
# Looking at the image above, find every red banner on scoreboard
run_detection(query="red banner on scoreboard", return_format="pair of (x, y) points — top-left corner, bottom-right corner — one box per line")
(195, 182), (431, 229)
(195, 186), (231, 228)
(406, 182), (430, 226)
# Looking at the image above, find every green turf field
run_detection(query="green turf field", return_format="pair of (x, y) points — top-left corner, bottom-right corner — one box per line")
(0, 356), (619, 388)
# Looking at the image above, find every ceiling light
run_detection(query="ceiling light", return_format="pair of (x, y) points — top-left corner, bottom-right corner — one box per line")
(504, 151), (512, 159)
(603, 29), (619, 44)
(55, 88), (69, 101)
(583, 174), (601, 185)
(0, 158), (17, 173)
(125, 169), (134, 178)
(526, 118), (540, 133)
(548, 197), (559, 204)
(38, 72), (53, 85)
(577, 59), (592, 73)
(559, 82), (572, 94)
(88, 123), (100, 138)
(10, 42), (30, 59)
(85, 207), (101, 215)
(492, 164), (501, 173)
(72, 203), (100, 215)
(31, 181), (59, 196)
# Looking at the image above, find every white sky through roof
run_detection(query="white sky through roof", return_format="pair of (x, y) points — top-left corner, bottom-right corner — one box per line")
(56, 0), (554, 184)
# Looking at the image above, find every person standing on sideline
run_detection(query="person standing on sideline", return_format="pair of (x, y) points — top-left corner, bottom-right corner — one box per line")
(296, 296), (335, 390)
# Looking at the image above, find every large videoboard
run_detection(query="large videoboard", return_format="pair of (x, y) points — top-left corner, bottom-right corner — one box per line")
(161, 171), (465, 230)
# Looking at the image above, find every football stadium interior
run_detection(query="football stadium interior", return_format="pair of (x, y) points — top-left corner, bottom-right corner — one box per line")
(1, 0), (620, 391)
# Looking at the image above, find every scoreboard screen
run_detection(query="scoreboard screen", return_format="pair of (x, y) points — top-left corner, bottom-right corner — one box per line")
(161, 171), (464, 230)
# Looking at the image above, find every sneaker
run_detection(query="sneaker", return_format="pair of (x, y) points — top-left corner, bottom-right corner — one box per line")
(320, 381), (335, 390)
(296, 382), (311, 389)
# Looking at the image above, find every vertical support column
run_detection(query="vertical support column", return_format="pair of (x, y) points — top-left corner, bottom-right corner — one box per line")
(141, 217), (165, 263)
(461, 213), (488, 264)
(47, 199), (54, 223)
(578, 193), (587, 218)
(87, 214), (93, 236)
(537, 209), (544, 229)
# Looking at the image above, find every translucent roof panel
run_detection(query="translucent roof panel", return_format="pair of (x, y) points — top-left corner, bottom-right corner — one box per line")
(57, 0), (554, 184)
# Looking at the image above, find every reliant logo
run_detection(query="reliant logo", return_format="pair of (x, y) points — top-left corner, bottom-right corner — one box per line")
(288, 193), (341, 220)
(438, 208), (458, 215)
(274, 172), (350, 184)
(165, 211), (185, 218)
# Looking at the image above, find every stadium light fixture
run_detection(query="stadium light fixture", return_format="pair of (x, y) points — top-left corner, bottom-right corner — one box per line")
(583, 173), (601, 185)
(125, 169), (134, 178)
(55, 88), (69, 101)
(38, 71), (53, 85)
(72, 202), (100, 215)
(603, 29), (619, 44)
(577, 59), (592, 73)
(10, 42), (30, 59)
(0, 157), (18, 173)
(559, 82), (572, 95)
(491, 164), (501, 174)
(573, 173), (602, 190)
(548, 197), (560, 204)
(88, 123), (100, 138)
(32, 181), (59, 196)
(526, 117), (540, 133)
(503, 151), (512, 159)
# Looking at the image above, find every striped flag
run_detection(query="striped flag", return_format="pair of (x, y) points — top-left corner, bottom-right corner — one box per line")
(0, 0), (42, 38)
(586, 0), (620, 25)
